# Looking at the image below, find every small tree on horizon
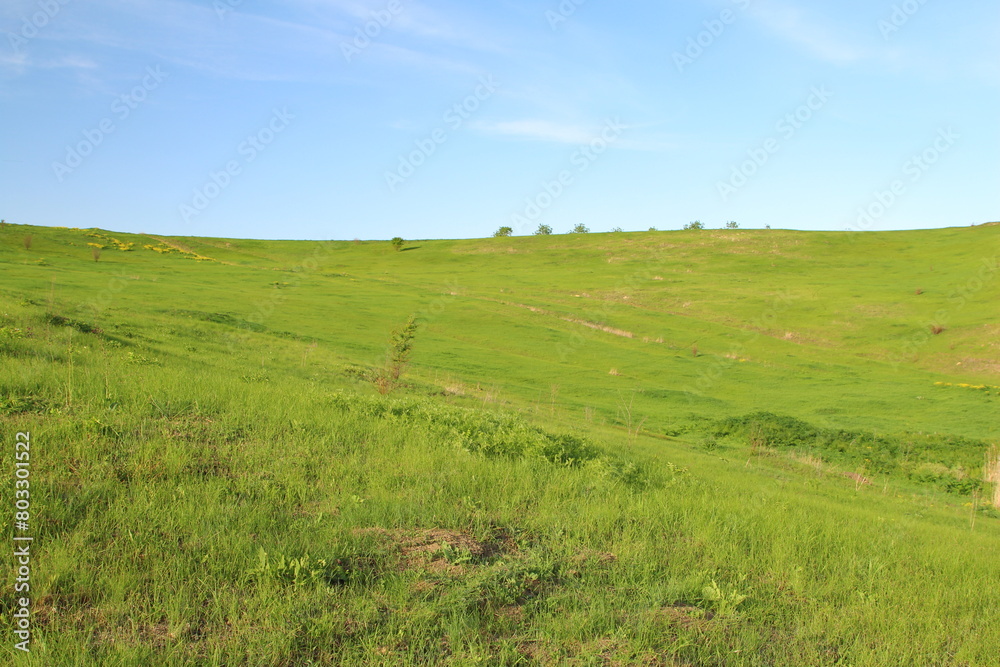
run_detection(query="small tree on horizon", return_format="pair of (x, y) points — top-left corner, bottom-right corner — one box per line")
(534, 224), (553, 235)
(683, 221), (704, 231)
(494, 226), (513, 237)
(570, 224), (590, 234)
(390, 237), (405, 251)
(725, 221), (739, 229)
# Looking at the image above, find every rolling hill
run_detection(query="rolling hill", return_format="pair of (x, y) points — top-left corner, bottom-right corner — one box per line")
(1, 222), (998, 665)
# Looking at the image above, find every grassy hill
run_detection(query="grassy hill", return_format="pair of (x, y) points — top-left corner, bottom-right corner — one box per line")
(1, 222), (998, 665)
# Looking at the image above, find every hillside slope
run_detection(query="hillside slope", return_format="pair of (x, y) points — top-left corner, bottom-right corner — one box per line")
(3, 223), (998, 438)
(1, 223), (999, 665)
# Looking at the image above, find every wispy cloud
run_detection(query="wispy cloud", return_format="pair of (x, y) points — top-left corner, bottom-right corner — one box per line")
(472, 118), (676, 152)
(292, 0), (509, 54)
(1, 0), (490, 84)
(747, 1), (868, 64)
(474, 119), (602, 145)
(45, 55), (99, 69)
(0, 52), (28, 72)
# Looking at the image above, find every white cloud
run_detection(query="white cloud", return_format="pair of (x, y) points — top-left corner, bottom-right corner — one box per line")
(0, 0), (488, 84)
(0, 51), (28, 71)
(472, 118), (676, 152)
(475, 119), (601, 145)
(747, 1), (868, 64)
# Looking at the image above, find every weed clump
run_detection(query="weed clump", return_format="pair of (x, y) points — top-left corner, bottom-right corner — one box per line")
(327, 392), (650, 486)
(714, 412), (989, 495)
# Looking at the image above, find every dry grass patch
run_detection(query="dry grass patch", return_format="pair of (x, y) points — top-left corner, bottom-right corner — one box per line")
(656, 604), (716, 632)
(355, 527), (510, 572)
(566, 318), (634, 339)
(986, 445), (1000, 509)
(787, 452), (827, 476)
(570, 549), (617, 567)
(842, 472), (873, 488)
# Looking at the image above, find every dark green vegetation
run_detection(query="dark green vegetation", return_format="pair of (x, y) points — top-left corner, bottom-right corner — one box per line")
(1, 222), (998, 665)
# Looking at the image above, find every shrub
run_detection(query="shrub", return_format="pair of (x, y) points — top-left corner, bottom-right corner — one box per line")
(683, 221), (704, 231)
(611, 227), (623, 233)
(390, 237), (404, 252)
(375, 315), (418, 394)
(493, 226), (513, 238)
(534, 224), (553, 235)
(713, 412), (991, 492)
(23, 235), (32, 249)
(725, 221), (739, 229)
(570, 224), (590, 234)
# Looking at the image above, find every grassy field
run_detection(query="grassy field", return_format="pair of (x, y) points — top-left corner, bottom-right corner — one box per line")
(1, 221), (999, 665)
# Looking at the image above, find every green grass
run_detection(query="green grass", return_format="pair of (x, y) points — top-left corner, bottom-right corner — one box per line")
(1, 222), (998, 665)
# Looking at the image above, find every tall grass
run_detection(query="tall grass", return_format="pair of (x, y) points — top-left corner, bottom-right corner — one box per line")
(987, 445), (1000, 508)
(0, 298), (998, 665)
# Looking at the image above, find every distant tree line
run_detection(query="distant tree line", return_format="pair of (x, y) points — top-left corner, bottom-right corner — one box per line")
(386, 221), (764, 247)
(488, 220), (754, 237)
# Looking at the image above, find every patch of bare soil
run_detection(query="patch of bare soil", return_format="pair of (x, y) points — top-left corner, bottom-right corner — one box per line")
(355, 527), (510, 572)
(570, 549), (617, 567)
(660, 603), (715, 629)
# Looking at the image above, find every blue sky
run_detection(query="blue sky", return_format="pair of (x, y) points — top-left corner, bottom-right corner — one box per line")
(2, 0), (998, 240)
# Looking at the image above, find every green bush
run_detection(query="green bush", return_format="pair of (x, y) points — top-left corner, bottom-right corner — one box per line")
(326, 392), (650, 485)
(713, 412), (989, 494)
